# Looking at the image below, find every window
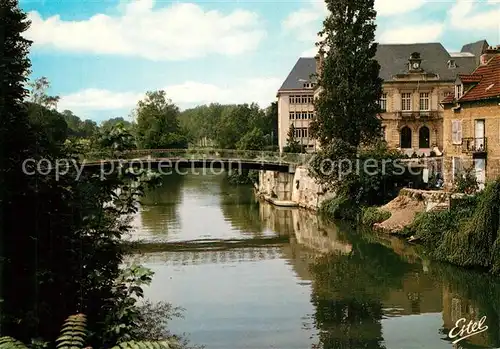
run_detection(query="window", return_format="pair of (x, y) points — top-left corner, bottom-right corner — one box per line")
(289, 94), (313, 104)
(455, 84), (463, 99)
(419, 93), (430, 111)
(400, 127), (412, 148)
(401, 93), (412, 111)
(293, 127), (309, 138)
(451, 120), (462, 145)
(379, 93), (387, 112)
(289, 112), (295, 120)
(419, 126), (430, 148)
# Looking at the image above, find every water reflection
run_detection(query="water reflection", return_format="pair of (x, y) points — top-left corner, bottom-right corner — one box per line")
(135, 174), (500, 349)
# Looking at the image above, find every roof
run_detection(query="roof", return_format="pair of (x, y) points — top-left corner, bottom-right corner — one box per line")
(452, 55), (500, 103)
(278, 42), (480, 91)
(461, 40), (489, 65)
(278, 57), (317, 90)
(458, 74), (483, 83)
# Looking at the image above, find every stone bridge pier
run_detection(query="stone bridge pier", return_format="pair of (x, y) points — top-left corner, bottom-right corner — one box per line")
(258, 170), (295, 201)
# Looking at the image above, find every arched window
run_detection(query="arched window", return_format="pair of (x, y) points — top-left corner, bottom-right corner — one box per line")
(419, 126), (430, 148)
(400, 127), (412, 148)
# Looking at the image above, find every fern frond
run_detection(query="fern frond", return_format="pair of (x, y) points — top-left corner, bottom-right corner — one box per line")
(0, 336), (29, 349)
(55, 313), (88, 349)
(111, 339), (179, 349)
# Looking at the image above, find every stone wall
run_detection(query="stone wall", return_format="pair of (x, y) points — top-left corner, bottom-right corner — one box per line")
(442, 101), (500, 186)
(257, 167), (335, 210)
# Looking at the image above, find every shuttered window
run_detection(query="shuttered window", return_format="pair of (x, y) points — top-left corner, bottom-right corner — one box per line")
(451, 120), (462, 145)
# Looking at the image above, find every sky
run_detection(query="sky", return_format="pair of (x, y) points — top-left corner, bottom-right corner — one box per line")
(21, 0), (500, 122)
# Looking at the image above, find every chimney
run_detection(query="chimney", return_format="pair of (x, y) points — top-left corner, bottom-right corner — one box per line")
(315, 48), (325, 76)
(480, 45), (500, 65)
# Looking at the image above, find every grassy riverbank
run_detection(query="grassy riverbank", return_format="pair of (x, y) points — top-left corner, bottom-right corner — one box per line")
(374, 180), (500, 275)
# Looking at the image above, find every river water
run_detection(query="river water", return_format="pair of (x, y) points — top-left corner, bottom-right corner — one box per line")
(128, 173), (500, 349)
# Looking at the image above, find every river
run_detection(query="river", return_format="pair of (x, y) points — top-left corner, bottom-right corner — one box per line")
(127, 173), (500, 349)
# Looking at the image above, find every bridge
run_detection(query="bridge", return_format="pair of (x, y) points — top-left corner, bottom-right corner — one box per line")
(82, 148), (313, 173)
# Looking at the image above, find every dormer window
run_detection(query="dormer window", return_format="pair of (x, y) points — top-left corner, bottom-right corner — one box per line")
(409, 52), (422, 71)
(448, 59), (456, 69)
(455, 84), (463, 99)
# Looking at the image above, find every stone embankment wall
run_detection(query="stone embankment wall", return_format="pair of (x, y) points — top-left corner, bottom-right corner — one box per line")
(257, 167), (335, 210)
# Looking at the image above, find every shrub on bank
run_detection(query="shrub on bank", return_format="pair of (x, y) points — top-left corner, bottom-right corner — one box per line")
(361, 206), (391, 227)
(402, 181), (500, 274)
(319, 195), (360, 221)
(227, 169), (258, 185)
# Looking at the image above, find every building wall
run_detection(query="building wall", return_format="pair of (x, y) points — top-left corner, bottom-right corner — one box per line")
(279, 80), (454, 155)
(277, 90), (317, 152)
(442, 101), (500, 185)
(380, 82), (453, 154)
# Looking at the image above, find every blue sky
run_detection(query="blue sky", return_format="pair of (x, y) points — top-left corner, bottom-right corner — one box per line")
(21, 0), (499, 122)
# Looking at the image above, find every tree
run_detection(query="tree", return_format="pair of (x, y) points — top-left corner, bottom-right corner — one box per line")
(98, 122), (136, 152)
(135, 91), (187, 149)
(101, 117), (132, 132)
(310, 0), (382, 150)
(237, 127), (265, 151)
(0, 0), (35, 339)
(28, 76), (60, 109)
(283, 124), (304, 153)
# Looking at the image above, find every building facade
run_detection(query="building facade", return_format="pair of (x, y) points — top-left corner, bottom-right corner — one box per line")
(277, 40), (489, 154)
(276, 58), (318, 152)
(441, 47), (500, 188)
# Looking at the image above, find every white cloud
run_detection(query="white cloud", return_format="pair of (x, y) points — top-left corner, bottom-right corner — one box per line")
(378, 23), (445, 43)
(300, 47), (319, 57)
(449, 0), (500, 30)
(58, 78), (282, 113)
(375, 0), (426, 16)
(25, 0), (266, 60)
(282, 0), (429, 44)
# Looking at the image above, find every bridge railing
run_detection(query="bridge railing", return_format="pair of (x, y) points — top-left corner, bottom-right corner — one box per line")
(83, 148), (314, 166)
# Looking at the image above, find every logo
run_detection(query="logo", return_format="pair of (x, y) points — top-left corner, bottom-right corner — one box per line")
(448, 316), (488, 344)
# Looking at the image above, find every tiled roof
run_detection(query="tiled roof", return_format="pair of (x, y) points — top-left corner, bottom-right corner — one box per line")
(278, 42), (479, 91)
(458, 74), (483, 83)
(458, 55), (500, 103)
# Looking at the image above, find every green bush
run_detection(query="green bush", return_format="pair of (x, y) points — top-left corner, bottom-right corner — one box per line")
(361, 206), (391, 226)
(319, 195), (360, 221)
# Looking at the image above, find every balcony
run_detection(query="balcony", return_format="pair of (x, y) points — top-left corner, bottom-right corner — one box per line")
(396, 111), (440, 120)
(462, 137), (487, 155)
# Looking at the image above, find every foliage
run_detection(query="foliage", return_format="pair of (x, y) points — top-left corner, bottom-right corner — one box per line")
(435, 180), (500, 273)
(361, 207), (391, 227)
(236, 128), (265, 151)
(453, 165), (479, 194)
(283, 124), (306, 153)
(179, 102), (277, 150)
(135, 90), (188, 149)
(310, 141), (404, 211)
(97, 122), (136, 153)
(0, 313), (179, 349)
(319, 195), (359, 221)
(310, 0), (383, 149)
(61, 110), (99, 140)
(28, 76), (60, 109)
(227, 169), (258, 185)
(403, 182), (500, 274)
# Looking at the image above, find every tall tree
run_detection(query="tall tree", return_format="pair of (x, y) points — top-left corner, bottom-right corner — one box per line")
(0, 0), (35, 337)
(135, 90), (187, 149)
(28, 76), (60, 109)
(310, 0), (382, 150)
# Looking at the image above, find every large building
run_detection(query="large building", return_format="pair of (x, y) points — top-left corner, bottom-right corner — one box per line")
(277, 40), (489, 154)
(441, 47), (500, 189)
